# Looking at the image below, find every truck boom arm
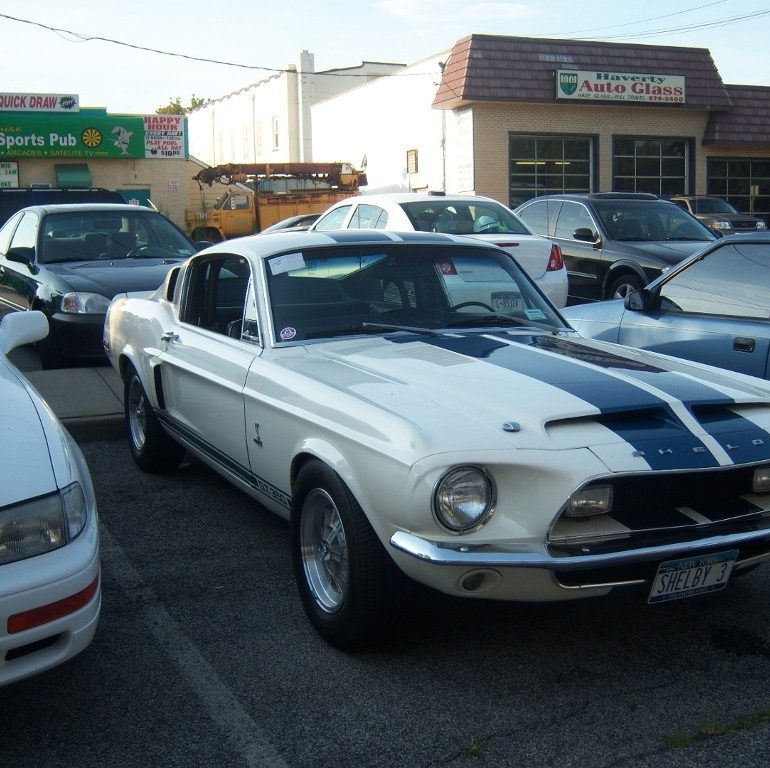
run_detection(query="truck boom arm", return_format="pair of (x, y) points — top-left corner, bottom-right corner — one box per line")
(193, 162), (366, 190)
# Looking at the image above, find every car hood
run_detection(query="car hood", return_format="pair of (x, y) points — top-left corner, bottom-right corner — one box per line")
(46, 257), (186, 299)
(0, 361), (56, 505)
(614, 240), (709, 265)
(279, 331), (770, 472)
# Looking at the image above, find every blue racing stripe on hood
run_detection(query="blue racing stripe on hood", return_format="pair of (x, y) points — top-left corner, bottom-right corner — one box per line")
(398, 333), (721, 469)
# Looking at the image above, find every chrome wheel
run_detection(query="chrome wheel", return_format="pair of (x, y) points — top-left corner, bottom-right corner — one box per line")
(299, 488), (349, 613)
(127, 374), (147, 452)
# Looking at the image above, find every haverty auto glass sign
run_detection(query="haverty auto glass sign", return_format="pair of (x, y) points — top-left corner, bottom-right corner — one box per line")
(556, 70), (686, 104)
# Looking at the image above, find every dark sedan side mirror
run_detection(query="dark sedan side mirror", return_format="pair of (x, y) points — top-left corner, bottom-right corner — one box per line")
(573, 228), (600, 245)
(5, 246), (38, 273)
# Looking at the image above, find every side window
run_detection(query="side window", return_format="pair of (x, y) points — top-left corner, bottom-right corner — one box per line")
(314, 205), (352, 231)
(350, 204), (388, 229)
(554, 202), (596, 240)
(9, 211), (39, 251)
(671, 199), (688, 212)
(659, 243), (770, 319)
(180, 255), (253, 336)
(516, 200), (552, 235)
(0, 211), (23, 254)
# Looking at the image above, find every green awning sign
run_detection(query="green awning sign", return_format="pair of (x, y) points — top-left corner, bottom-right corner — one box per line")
(0, 109), (187, 159)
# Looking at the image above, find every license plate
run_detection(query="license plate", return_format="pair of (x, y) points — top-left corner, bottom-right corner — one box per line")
(491, 292), (523, 313)
(648, 549), (738, 604)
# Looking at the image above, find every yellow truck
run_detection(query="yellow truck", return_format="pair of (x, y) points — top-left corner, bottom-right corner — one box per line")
(185, 162), (366, 241)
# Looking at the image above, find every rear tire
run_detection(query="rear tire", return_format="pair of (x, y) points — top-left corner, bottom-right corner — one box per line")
(124, 364), (185, 473)
(290, 460), (404, 650)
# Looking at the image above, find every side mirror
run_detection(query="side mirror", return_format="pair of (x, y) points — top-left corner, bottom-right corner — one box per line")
(625, 288), (652, 311)
(573, 227), (600, 245)
(0, 310), (48, 354)
(6, 246), (37, 271)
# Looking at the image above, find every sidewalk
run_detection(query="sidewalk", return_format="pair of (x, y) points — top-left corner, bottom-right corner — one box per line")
(25, 366), (125, 442)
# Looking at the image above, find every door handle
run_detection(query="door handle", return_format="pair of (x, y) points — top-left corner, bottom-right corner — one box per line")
(734, 336), (755, 353)
(160, 331), (179, 343)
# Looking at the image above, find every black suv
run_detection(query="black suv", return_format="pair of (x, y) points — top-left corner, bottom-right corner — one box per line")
(0, 187), (127, 227)
(669, 195), (767, 236)
(514, 193), (715, 303)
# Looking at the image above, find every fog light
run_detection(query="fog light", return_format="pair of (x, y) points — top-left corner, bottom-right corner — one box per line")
(566, 485), (613, 518)
(753, 466), (770, 493)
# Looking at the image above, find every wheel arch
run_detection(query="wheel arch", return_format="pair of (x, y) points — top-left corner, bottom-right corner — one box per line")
(289, 441), (387, 532)
(601, 260), (651, 297)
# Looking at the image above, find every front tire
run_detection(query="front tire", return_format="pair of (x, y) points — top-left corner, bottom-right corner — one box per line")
(606, 272), (645, 300)
(290, 460), (403, 650)
(124, 364), (185, 473)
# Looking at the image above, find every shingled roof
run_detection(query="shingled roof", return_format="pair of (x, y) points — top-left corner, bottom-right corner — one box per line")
(703, 85), (770, 146)
(433, 35), (732, 111)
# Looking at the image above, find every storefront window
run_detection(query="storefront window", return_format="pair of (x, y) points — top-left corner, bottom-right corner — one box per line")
(707, 158), (770, 225)
(509, 135), (594, 207)
(612, 138), (691, 196)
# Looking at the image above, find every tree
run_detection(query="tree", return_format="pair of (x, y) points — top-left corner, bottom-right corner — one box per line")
(155, 95), (206, 115)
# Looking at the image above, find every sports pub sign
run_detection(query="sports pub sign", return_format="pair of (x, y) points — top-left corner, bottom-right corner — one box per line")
(556, 70), (686, 104)
(0, 96), (187, 160)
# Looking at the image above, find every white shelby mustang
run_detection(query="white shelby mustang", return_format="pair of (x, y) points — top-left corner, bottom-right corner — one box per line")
(104, 229), (770, 649)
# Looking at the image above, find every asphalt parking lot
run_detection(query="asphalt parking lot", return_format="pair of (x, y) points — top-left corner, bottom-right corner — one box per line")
(2, 433), (770, 767)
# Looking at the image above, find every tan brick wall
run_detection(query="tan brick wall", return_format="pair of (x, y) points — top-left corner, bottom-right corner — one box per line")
(469, 103), (713, 204)
(12, 157), (219, 231)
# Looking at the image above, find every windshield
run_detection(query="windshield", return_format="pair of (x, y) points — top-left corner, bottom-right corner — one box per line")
(265, 243), (565, 343)
(593, 200), (715, 243)
(689, 198), (739, 215)
(38, 210), (196, 263)
(400, 199), (531, 235)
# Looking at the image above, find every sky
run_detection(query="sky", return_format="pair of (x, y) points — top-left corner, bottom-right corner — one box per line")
(1, 0), (768, 114)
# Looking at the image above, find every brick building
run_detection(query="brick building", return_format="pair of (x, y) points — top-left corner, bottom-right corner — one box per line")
(312, 35), (770, 222)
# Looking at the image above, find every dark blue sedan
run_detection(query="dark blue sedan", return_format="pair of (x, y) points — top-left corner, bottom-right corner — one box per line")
(562, 233), (770, 379)
(0, 203), (205, 368)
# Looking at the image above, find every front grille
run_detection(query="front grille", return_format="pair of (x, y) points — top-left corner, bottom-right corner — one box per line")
(549, 466), (770, 555)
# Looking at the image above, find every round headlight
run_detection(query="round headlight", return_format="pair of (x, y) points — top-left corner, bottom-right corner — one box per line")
(433, 466), (495, 533)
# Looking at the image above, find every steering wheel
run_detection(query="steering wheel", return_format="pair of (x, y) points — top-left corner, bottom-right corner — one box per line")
(451, 301), (495, 312)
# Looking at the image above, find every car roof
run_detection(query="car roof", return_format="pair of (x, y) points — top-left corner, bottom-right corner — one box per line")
(12, 203), (161, 215)
(199, 228), (499, 260)
(327, 192), (506, 207)
(521, 193), (662, 203)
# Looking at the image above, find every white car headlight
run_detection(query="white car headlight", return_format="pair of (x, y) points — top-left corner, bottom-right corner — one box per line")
(712, 221), (732, 230)
(433, 466), (495, 533)
(757, 221), (767, 230)
(0, 482), (88, 565)
(60, 292), (111, 314)
(566, 485), (613, 518)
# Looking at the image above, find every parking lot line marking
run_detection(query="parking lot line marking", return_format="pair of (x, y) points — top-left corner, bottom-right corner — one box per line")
(99, 526), (289, 768)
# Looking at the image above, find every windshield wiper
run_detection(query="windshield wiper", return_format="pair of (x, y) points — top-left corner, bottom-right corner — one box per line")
(445, 313), (561, 334)
(303, 322), (443, 340)
(362, 322), (442, 336)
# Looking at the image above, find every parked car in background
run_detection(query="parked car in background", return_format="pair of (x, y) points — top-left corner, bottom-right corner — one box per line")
(0, 203), (206, 368)
(669, 195), (767, 236)
(0, 311), (100, 686)
(310, 192), (568, 307)
(260, 213), (321, 233)
(562, 233), (770, 378)
(105, 230), (770, 650)
(514, 193), (715, 302)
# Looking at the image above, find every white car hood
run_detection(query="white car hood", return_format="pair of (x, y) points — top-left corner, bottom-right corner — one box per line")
(0, 361), (56, 506)
(279, 331), (770, 472)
